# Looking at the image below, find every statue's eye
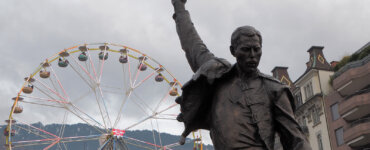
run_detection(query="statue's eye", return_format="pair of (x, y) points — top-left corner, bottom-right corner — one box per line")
(241, 47), (252, 52)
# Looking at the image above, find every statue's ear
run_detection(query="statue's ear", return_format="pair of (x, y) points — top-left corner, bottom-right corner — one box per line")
(230, 46), (236, 57)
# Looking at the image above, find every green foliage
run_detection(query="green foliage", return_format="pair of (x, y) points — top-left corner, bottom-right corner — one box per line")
(358, 46), (370, 59)
(334, 56), (350, 72)
(329, 75), (334, 86)
(334, 46), (370, 72)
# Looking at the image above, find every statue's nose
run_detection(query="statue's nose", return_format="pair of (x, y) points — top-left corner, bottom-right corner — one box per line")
(250, 49), (256, 58)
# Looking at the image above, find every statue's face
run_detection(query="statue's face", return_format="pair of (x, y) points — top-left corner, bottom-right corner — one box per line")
(232, 35), (262, 74)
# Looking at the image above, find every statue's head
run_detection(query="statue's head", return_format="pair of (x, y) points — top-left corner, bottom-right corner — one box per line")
(230, 26), (262, 74)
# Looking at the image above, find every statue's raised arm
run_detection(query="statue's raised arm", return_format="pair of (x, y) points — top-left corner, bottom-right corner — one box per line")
(172, 0), (215, 72)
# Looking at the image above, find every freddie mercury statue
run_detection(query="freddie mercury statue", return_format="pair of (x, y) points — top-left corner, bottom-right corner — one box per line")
(171, 0), (312, 149)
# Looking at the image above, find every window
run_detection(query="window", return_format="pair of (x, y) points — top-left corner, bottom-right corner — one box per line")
(295, 92), (303, 107)
(302, 117), (307, 126)
(331, 103), (340, 121)
(335, 127), (344, 146)
(312, 106), (321, 125)
(304, 81), (314, 100)
(317, 133), (323, 150)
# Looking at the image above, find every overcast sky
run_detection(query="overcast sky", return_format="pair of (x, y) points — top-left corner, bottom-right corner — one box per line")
(1, 0), (370, 145)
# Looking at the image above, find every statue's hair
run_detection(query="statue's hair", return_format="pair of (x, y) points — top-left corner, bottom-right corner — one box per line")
(231, 26), (262, 47)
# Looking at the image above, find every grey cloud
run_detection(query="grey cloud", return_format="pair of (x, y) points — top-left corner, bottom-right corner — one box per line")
(1, 0), (370, 145)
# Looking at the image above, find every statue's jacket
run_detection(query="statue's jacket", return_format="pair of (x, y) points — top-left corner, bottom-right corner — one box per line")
(176, 58), (311, 150)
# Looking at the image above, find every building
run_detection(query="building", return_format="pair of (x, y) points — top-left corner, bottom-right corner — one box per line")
(272, 46), (334, 150)
(325, 42), (370, 150)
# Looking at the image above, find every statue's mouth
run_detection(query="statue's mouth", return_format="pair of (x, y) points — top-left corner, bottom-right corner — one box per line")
(245, 62), (257, 68)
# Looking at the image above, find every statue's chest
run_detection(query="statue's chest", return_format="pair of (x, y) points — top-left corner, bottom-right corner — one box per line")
(210, 77), (272, 146)
(213, 77), (271, 121)
(213, 77), (271, 111)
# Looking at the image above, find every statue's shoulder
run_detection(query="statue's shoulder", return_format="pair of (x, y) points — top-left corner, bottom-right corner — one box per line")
(258, 72), (290, 90)
(259, 72), (282, 84)
(259, 71), (295, 105)
(191, 57), (232, 83)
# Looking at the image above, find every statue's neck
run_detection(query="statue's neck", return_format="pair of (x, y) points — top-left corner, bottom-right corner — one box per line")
(236, 65), (259, 82)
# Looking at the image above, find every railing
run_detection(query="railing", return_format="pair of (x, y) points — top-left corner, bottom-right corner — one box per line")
(332, 54), (370, 79)
(344, 86), (370, 101)
(350, 116), (370, 127)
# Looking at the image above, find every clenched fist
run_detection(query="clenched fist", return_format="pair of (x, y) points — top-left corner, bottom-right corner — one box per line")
(171, 0), (187, 5)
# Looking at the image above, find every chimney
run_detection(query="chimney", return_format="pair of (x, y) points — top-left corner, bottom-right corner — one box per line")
(271, 66), (295, 90)
(306, 46), (331, 71)
(330, 61), (339, 68)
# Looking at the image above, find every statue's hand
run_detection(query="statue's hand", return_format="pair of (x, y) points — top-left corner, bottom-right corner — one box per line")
(172, 0), (186, 12)
(172, 0), (187, 5)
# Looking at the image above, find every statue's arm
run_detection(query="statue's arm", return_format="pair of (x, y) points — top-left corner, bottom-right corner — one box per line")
(274, 90), (312, 150)
(172, 0), (215, 72)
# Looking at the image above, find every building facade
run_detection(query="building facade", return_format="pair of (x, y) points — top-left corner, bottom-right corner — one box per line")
(272, 46), (334, 150)
(325, 43), (370, 150)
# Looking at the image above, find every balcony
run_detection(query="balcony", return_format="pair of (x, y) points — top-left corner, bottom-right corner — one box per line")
(332, 55), (370, 96)
(344, 117), (370, 148)
(339, 90), (370, 121)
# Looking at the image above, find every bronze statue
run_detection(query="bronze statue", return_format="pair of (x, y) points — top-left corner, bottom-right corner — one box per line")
(171, 0), (312, 149)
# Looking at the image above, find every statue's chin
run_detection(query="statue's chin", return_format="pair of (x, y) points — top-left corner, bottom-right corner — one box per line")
(239, 67), (258, 75)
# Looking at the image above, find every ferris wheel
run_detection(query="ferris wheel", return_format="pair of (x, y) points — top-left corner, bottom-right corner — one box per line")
(5, 43), (204, 150)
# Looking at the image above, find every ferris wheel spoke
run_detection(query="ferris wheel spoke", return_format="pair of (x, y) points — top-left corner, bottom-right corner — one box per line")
(49, 66), (70, 101)
(11, 134), (101, 148)
(13, 124), (53, 140)
(122, 103), (178, 132)
(32, 85), (62, 105)
(130, 96), (151, 116)
(98, 137), (111, 150)
(92, 89), (109, 130)
(124, 114), (154, 130)
(132, 92), (154, 113)
(97, 49), (108, 84)
(132, 67), (160, 89)
(96, 85), (113, 128)
(152, 85), (174, 114)
(119, 78), (176, 130)
(56, 143), (64, 150)
(63, 107), (106, 134)
(112, 87), (133, 128)
(18, 120), (59, 138)
(43, 139), (60, 150)
(68, 89), (92, 104)
(123, 135), (165, 149)
(68, 103), (106, 130)
(57, 111), (68, 139)
(132, 56), (147, 87)
(111, 62), (132, 128)
(18, 101), (64, 108)
(155, 118), (163, 147)
(35, 77), (68, 102)
(68, 59), (95, 89)
(157, 103), (178, 115)
(70, 54), (97, 86)
(126, 53), (134, 87)
(121, 61), (129, 90)
(49, 76), (61, 98)
(152, 117), (177, 120)
(30, 83), (71, 110)
(21, 87), (105, 133)
(150, 119), (158, 150)
(20, 95), (69, 104)
(86, 49), (99, 82)
(12, 139), (59, 148)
